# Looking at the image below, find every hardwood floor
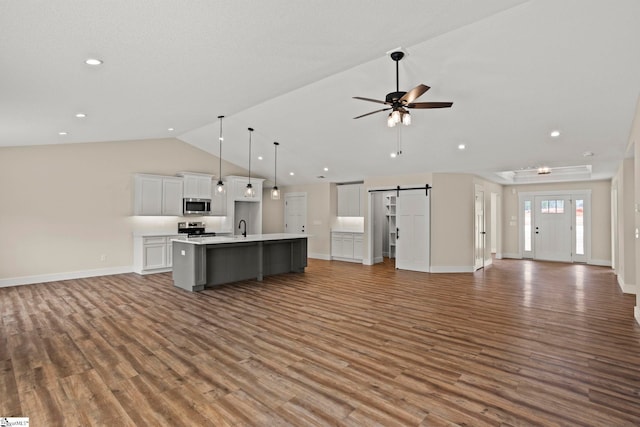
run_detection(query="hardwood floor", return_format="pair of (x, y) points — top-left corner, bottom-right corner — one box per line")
(1, 258), (639, 426)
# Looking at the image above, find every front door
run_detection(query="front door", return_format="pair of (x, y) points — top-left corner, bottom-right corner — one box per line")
(533, 195), (571, 262)
(396, 189), (430, 272)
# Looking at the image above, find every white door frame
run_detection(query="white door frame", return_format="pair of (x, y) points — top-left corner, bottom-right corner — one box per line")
(518, 189), (592, 263)
(474, 185), (485, 270)
(284, 192), (307, 234)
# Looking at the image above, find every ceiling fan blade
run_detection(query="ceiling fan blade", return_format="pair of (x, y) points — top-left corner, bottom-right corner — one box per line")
(407, 101), (453, 109)
(353, 108), (391, 119)
(353, 96), (389, 105)
(399, 84), (430, 104)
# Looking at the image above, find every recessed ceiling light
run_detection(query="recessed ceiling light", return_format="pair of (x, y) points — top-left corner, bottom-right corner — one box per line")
(583, 151), (594, 157)
(390, 152), (397, 158)
(323, 167), (329, 172)
(85, 58), (103, 66)
(58, 131), (68, 136)
(550, 130), (561, 137)
(75, 113), (87, 118)
(258, 156), (263, 160)
(289, 172), (295, 176)
(167, 127), (174, 132)
(458, 143), (466, 150)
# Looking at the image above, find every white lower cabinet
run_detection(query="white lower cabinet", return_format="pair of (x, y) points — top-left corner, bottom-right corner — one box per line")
(134, 235), (180, 274)
(331, 232), (363, 262)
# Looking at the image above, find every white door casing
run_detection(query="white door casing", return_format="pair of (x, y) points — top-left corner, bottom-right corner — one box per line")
(395, 189), (430, 272)
(474, 189), (485, 270)
(284, 192), (307, 234)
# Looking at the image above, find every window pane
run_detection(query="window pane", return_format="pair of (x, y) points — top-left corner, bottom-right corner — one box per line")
(576, 199), (584, 255)
(524, 200), (532, 252)
(549, 200), (556, 213)
(541, 200), (548, 214)
(557, 200), (564, 214)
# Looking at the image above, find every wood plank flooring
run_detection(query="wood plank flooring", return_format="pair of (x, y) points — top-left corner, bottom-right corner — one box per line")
(1, 258), (639, 426)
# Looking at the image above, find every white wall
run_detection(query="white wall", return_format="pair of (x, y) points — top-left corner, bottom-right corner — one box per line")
(0, 138), (248, 284)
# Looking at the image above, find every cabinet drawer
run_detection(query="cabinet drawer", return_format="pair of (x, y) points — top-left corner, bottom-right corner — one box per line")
(143, 236), (167, 245)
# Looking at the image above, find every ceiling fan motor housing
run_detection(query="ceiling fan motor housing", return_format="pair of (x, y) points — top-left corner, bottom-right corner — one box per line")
(386, 91), (407, 104)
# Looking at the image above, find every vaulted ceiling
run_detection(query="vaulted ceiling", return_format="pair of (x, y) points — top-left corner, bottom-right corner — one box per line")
(2, 0), (639, 186)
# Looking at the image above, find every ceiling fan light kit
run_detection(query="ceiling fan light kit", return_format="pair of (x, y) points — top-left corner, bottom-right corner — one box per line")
(354, 50), (453, 128)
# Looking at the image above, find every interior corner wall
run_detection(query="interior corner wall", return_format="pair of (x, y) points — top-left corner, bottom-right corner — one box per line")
(0, 138), (248, 283)
(622, 158), (636, 292)
(430, 173), (475, 270)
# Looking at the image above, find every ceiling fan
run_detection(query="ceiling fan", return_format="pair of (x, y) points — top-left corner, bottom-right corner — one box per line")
(353, 51), (453, 127)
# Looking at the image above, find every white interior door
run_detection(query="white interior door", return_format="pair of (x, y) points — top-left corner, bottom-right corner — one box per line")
(284, 193), (307, 234)
(396, 190), (430, 272)
(534, 195), (571, 262)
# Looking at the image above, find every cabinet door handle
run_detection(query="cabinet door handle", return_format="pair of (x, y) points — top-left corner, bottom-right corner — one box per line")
(396, 227), (399, 239)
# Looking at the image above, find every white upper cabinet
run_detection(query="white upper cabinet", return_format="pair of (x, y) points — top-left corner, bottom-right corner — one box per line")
(178, 172), (213, 199)
(226, 175), (263, 202)
(134, 174), (183, 216)
(162, 177), (183, 216)
(337, 183), (363, 217)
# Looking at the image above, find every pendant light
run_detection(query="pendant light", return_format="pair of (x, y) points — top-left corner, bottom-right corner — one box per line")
(244, 127), (255, 197)
(271, 142), (280, 200)
(215, 115), (225, 193)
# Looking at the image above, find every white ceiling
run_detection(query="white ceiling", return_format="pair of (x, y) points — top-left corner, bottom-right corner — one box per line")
(2, 0), (639, 187)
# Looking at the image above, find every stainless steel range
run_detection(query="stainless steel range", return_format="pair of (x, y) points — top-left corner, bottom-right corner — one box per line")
(177, 221), (218, 237)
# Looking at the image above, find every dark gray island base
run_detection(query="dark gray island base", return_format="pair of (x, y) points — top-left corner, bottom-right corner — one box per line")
(171, 234), (308, 292)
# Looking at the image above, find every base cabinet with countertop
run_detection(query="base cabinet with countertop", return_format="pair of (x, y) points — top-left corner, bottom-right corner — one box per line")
(133, 234), (181, 274)
(331, 231), (363, 262)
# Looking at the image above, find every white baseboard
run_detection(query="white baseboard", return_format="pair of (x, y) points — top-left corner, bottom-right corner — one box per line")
(374, 256), (384, 264)
(0, 266), (134, 288)
(308, 252), (331, 261)
(430, 265), (475, 273)
(588, 259), (612, 267)
(617, 276), (637, 294)
(495, 252), (503, 259)
(484, 257), (493, 267)
(501, 252), (522, 259)
(635, 306), (640, 326)
(331, 256), (362, 264)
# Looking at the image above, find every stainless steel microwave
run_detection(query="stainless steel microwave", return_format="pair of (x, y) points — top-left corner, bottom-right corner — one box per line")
(183, 198), (211, 216)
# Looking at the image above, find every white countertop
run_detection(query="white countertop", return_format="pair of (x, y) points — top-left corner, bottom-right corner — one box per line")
(134, 230), (232, 237)
(172, 233), (308, 245)
(331, 229), (364, 234)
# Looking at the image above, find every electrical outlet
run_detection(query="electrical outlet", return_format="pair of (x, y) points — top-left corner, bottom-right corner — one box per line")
(181, 250), (186, 256)
(100, 254), (106, 261)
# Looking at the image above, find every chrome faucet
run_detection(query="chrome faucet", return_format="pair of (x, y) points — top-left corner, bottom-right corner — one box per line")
(238, 219), (247, 237)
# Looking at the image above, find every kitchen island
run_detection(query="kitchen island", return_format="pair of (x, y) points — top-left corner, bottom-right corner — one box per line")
(171, 234), (308, 292)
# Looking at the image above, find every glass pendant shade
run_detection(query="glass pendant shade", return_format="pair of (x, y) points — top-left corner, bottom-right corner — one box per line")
(216, 180), (225, 193)
(387, 113), (396, 128)
(245, 183), (255, 197)
(391, 109), (401, 124)
(271, 186), (280, 200)
(402, 111), (411, 126)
